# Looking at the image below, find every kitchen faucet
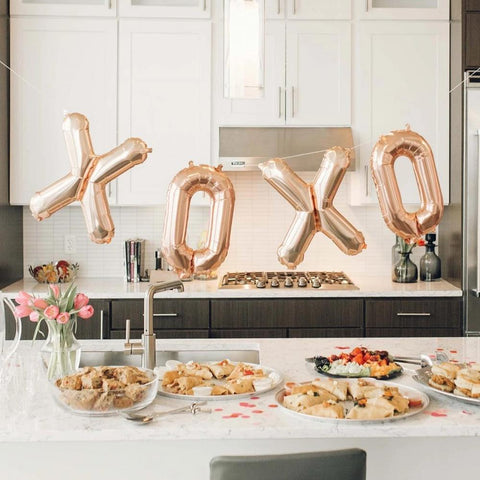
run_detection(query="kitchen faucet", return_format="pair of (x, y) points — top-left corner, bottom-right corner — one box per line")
(124, 280), (184, 369)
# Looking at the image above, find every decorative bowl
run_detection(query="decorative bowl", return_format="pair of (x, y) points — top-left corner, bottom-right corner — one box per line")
(29, 260), (79, 284)
(50, 365), (158, 416)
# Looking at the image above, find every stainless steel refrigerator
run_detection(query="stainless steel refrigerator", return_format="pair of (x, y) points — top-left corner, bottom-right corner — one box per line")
(0, 1), (23, 289)
(463, 72), (480, 335)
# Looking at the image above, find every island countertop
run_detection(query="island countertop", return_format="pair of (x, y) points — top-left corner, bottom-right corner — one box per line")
(2, 275), (462, 299)
(1, 337), (479, 480)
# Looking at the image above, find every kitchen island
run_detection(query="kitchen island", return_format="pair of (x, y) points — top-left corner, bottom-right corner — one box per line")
(1, 337), (479, 479)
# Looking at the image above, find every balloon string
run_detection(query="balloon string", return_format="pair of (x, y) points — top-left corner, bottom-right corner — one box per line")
(449, 66), (480, 94)
(280, 141), (372, 161)
(0, 58), (43, 95)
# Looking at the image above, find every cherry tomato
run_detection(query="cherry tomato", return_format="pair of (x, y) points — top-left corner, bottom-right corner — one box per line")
(352, 353), (364, 365)
(408, 398), (423, 408)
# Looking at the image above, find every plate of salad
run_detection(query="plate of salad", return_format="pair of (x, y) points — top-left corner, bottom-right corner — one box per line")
(307, 346), (403, 380)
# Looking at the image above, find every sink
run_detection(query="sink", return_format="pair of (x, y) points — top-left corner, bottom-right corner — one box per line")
(79, 349), (260, 367)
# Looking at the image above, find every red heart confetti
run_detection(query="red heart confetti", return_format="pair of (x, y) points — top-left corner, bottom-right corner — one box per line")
(335, 346), (350, 350)
(252, 410), (263, 414)
(268, 404), (278, 408)
(239, 402), (256, 408)
(250, 396), (260, 400)
(436, 348), (444, 351)
(214, 408), (223, 412)
(450, 350), (457, 354)
(461, 410), (473, 415)
(430, 410), (448, 417)
(241, 415), (250, 419)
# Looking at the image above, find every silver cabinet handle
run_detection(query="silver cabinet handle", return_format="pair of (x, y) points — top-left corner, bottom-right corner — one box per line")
(278, 86), (282, 117)
(105, 0), (111, 9)
(203, 0), (207, 11)
(277, 0), (281, 15)
(291, 86), (295, 117)
(364, 165), (369, 196)
(100, 309), (104, 339)
(396, 312), (431, 317)
(153, 313), (178, 317)
(365, 0), (369, 12)
(293, 0), (296, 15)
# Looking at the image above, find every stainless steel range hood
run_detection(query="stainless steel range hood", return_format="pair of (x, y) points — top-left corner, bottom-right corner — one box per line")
(218, 127), (355, 172)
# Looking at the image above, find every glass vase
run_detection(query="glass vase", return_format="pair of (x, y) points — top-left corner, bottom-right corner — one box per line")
(392, 252), (418, 283)
(42, 318), (81, 381)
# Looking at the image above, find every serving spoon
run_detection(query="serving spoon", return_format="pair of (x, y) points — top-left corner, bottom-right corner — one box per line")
(123, 401), (210, 424)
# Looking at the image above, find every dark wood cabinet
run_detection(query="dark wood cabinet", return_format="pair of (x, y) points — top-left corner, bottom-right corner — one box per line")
(211, 298), (364, 338)
(466, 0), (480, 11)
(464, 13), (480, 68)
(365, 298), (463, 337)
(5, 298), (107, 340)
(109, 298), (210, 338)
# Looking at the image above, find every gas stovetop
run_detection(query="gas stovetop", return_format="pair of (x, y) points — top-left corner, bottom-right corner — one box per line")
(219, 271), (358, 290)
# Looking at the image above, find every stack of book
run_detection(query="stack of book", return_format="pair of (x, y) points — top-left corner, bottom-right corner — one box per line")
(124, 239), (145, 282)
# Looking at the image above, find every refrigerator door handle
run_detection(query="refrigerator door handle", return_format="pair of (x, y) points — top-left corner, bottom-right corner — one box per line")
(476, 129), (480, 296)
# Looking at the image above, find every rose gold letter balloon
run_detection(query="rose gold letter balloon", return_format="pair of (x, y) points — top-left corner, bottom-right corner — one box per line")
(162, 162), (235, 280)
(370, 126), (444, 243)
(259, 148), (365, 269)
(29, 113), (152, 244)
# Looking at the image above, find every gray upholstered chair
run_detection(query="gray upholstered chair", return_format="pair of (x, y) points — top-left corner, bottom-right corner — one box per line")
(210, 448), (366, 480)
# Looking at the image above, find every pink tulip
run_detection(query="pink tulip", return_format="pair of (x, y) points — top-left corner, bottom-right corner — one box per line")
(77, 305), (94, 319)
(15, 291), (33, 306)
(49, 284), (60, 299)
(29, 311), (40, 323)
(44, 305), (59, 320)
(14, 304), (32, 318)
(33, 298), (48, 309)
(74, 293), (89, 310)
(56, 312), (70, 324)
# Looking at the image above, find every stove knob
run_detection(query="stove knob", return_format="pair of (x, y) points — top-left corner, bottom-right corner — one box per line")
(298, 276), (307, 288)
(256, 279), (266, 289)
(312, 277), (321, 288)
(271, 277), (280, 288)
(284, 277), (293, 288)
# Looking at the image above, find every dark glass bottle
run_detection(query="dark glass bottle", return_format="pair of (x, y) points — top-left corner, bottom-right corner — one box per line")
(420, 233), (441, 281)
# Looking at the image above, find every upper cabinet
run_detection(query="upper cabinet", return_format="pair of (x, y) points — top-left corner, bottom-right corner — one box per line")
(118, 0), (211, 18)
(116, 20), (211, 205)
(10, 18), (118, 205)
(216, 18), (351, 126)
(349, 20), (450, 206)
(355, 0), (449, 20)
(10, 0), (117, 17)
(265, 0), (351, 19)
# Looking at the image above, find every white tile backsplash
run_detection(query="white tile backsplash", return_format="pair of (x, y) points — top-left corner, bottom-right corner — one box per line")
(22, 173), (430, 280)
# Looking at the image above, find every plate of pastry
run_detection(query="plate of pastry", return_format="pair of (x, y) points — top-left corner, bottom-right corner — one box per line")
(276, 377), (428, 423)
(412, 361), (480, 405)
(155, 359), (282, 400)
(307, 346), (403, 380)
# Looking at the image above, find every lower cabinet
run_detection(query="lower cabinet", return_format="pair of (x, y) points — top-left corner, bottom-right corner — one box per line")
(6, 295), (463, 340)
(6, 299), (108, 340)
(365, 298), (463, 337)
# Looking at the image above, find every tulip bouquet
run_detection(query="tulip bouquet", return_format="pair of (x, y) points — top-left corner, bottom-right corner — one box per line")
(14, 283), (94, 379)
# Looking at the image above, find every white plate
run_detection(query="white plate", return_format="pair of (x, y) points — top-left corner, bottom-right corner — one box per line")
(276, 379), (429, 423)
(156, 361), (283, 401)
(413, 366), (480, 406)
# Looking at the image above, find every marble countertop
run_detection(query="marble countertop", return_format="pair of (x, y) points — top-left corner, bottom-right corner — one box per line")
(2, 337), (479, 443)
(2, 275), (462, 299)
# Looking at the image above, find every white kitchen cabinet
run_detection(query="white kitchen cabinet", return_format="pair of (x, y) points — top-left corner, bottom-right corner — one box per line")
(355, 0), (449, 20)
(216, 19), (351, 126)
(349, 21), (450, 206)
(117, 20), (211, 205)
(10, 0), (116, 17)
(266, 0), (351, 19)
(285, 21), (351, 126)
(118, 0), (211, 18)
(10, 18), (117, 205)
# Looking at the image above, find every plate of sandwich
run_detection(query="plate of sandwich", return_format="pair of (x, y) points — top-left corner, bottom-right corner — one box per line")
(276, 377), (428, 423)
(412, 361), (480, 405)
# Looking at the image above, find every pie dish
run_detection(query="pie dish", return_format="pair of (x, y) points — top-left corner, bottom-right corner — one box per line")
(155, 360), (282, 401)
(51, 366), (158, 416)
(276, 378), (428, 423)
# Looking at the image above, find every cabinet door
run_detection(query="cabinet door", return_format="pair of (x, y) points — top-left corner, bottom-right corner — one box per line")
(285, 21), (351, 126)
(286, 0), (351, 19)
(215, 20), (285, 126)
(117, 20), (211, 205)
(466, 0), (480, 11)
(10, 0), (116, 17)
(465, 13), (480, 69)
(355, 0), (449, 20)
(118, 0), (211, 18)
(349, 21), (449, 205)
(10, 18), (117, 205)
